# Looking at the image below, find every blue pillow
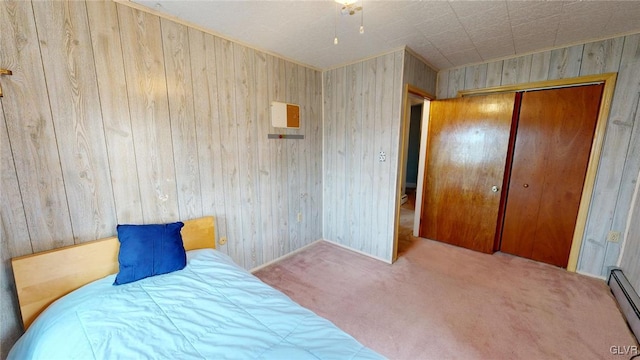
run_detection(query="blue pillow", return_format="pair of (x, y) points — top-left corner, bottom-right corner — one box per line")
(114, 221), (186, 285)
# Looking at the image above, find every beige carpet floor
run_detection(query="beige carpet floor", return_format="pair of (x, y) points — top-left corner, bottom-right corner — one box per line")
(254, 207), (638, 359)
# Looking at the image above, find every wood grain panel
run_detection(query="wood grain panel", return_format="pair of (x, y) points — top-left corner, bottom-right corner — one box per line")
(421, 94), (515, 253)
(447, 68), (465, 98)
(333, 66), (346, 245)
(295, 64), (307, 246)
(118, 6), (178, 224)
(256, 52), (275, 263)
(33, 0), (117, 242)
(323, 69), (336, 242)
(373, 54), (395, 256)
(269, 56), (290, 256)
(86, 1), (142, 224)
(549, 44), (584, 80)
(387, 50), (404, 255)
(597, 34), (640, 274)
(359, 58), (377, 254)
(1, 103), (33, 353)
(607, 94), (640, 272)
(189, 29), (228, 253)
(1, 2), (91, 352)
(346, 62), (363, 249)
(373, 54), (392, 255)
(310, 68), (323, 242)
(161, 19), (203, 221)
(0, 0), (74, 251)
(501, 55), (532, 85)
(1, 220), (22, 356)
(436, 69), (449, 99)
(529, 51), (551, 82)
(200, 34), (228, 255)
(403, 50), (437, 95)
(486, 61), (503, 87)
(213, 37), (242, 265)
(188, 30), (227, 254)
(425, 65), (437, 96)
(297, 64), (310, 248)
(464, 63), (488, 90)
(0, 107), (32, 259)
(580, 37), (624, 76)
(234, 44), (260, 268)
(360, 59), (380, 253)
(579, 34), (640, 275)
(403, 53), (419, 89)
(620, 176), (640, 290)
(286, 62), (302, 251)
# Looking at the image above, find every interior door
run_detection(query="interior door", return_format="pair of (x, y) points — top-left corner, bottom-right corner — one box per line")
(500, 84), (604, 267)
(420, 93), (516, 253)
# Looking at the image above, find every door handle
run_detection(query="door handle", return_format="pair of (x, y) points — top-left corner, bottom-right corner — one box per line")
(523, 183), (529, 188)
(491, 186), (499, 192)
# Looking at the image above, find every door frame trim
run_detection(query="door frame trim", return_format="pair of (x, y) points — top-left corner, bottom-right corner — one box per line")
(458, 73), (617, 272)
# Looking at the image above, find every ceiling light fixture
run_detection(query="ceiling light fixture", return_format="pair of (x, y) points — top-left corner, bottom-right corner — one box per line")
(333, 0), (364, 45)
(334, 2), (339, 44)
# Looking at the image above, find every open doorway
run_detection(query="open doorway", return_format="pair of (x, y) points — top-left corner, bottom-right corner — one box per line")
(393, 85), (433, 261)
(400, 103), (423, 208)
(397, 101), (423, 256)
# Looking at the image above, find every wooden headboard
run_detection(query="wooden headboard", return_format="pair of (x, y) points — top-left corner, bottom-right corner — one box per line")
(11, 216), (215, 330)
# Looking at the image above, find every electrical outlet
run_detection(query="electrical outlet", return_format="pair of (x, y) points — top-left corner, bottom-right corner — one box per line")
(379, 151), (386, 162)
(219, 236), (228, 245)
(297, 212), (302, 222)
(607, 231), (620, 243)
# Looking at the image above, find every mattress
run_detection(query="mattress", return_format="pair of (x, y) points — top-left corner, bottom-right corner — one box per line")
(9, 249), (383, 359)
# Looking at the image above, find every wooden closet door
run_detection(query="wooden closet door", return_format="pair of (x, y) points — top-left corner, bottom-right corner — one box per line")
(420, 93), (515, 253)
(500, 84), (603, 267)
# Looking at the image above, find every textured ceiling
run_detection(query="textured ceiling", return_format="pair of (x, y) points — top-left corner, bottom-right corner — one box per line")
(133, 0), (640, 70)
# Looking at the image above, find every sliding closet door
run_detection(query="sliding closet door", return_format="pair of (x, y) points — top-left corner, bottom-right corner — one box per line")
(500, 84), (603, 267)
(420, 93), (515, 253)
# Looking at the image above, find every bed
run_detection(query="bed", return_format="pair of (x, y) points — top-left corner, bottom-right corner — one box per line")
(9, 216), (382, 359)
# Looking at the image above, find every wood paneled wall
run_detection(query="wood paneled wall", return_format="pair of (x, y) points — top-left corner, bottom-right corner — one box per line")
(436, 34), (640, 278)
(0, 1), (322, 356)
(403, 50), (438, 95)
(620, 170), (640, 291)
(323, 50), (436, 261)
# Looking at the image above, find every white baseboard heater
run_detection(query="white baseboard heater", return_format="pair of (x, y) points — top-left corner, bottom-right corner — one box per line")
(608, 268), (640, 342)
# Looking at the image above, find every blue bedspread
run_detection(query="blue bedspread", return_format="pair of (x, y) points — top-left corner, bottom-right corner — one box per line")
(9, 249), (384, 360)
